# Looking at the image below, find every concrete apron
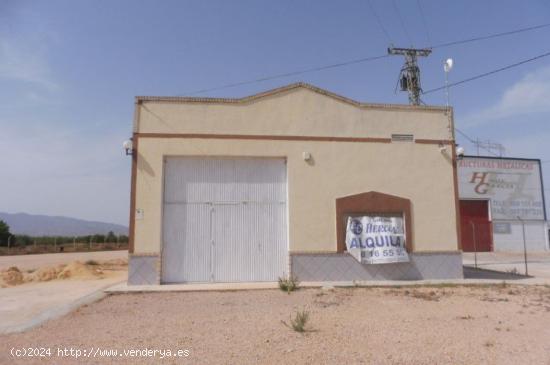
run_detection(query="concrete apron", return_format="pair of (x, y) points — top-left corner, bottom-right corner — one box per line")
(105, 277), (550, 294)
(1, 289), (106, 335)
(0, 278), (125, 335)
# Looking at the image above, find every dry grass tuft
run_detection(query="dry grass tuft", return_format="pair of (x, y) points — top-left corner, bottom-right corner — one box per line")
(278, 275), (299, 293)
(408, 290), (440, 301)
(289, 309), (309, 333)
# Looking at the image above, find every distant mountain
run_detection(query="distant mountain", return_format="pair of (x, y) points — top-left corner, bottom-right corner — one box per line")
(0, 212), (128, 236)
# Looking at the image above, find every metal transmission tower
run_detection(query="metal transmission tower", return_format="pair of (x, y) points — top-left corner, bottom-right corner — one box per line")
(388, 47), (432, 105)
(473, 139), (506, 157)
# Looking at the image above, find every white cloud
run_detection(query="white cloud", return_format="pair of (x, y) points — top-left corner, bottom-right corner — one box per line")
(0, 38), (58, 90)
(461, 65), (550, 127)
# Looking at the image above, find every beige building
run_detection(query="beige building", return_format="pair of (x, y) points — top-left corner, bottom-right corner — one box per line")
(127, 83), (462, 284)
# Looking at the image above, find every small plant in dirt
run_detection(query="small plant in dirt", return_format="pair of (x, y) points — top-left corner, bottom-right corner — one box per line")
(283, 309), (310, 333)
(85, 260), (99, 266)
(278, 275), (299, 293)
(408, 290), (440, 302)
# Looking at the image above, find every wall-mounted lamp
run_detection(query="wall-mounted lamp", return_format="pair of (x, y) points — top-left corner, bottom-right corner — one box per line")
(438, 143), (447, 153)
(302, 152), (312, 162)
(456, 145), (465, 160)
(123, 138), (134, 156)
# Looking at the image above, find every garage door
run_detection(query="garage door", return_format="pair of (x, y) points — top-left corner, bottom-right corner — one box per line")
(460, 200), (493, 252)
(161, 157), (288, 283)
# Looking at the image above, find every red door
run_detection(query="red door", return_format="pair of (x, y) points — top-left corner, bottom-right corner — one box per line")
(459, 200), (493, 252)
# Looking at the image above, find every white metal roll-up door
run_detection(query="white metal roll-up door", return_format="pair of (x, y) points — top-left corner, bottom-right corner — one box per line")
(161, 157), (288, 283)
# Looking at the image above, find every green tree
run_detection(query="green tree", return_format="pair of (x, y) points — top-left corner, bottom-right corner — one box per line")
(93, 234), (105, 243)
(15, 235), (32, 246)
(106, 231), (117, 243)
(0, 220), (12, 246)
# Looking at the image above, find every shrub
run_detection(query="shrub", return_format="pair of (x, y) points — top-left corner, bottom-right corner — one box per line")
(85, 260), (99, 266)
(278, 275), (299, 293)
(289, 309), (309, 333)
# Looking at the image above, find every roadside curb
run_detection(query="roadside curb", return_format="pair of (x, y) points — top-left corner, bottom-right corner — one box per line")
(104, 277), (550, 294)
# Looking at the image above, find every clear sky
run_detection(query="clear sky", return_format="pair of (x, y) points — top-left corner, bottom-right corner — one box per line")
(1, 0), (549, 226)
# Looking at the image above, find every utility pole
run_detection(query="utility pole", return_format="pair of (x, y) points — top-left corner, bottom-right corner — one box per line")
(517, 216), (529, 276)
(388, 47), (432, 105)
(470, 222), (478, 269)
(443, 58), (454, 107)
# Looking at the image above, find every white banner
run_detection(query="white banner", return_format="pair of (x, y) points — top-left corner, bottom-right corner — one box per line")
(345, 216), (409, 264)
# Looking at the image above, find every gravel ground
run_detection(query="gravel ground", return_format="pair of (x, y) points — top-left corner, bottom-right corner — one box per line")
(2, 285), (550, 364)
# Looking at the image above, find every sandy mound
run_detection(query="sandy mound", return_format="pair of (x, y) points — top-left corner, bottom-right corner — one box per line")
(102, 258), (128, 266)
(98, 258), (128, 270)
(1, 266), (24, 286)
(57, 261), (103, 280)
(1, 259), (124, 288)
(28, 266), (63, 282)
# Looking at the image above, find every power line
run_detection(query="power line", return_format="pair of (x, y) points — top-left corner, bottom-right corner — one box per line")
(423, 50), (550, 94)
(367, 0), (393, 44)
(182, 23), (550, 96)
(416, 0), (432, 46)
(430, 22), (550, 49)
(181, 54), (389, 96)
(391, 0), (413, 45)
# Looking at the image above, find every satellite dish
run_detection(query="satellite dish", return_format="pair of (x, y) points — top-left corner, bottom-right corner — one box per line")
(444, 58), (454, 72)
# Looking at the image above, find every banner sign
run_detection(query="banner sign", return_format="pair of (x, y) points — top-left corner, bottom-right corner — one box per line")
(458, 157), (545, 220)
(345, 216), (409, 264)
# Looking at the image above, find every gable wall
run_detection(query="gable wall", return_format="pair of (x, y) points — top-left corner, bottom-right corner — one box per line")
(136, 88), (452, 141)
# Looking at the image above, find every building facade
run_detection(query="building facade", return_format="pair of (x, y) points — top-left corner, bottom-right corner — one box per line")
(127, 83), (462, 285)
(458, 156), (548, 252)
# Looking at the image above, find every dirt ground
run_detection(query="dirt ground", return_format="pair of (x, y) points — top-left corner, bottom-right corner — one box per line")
(1, 284), (550, 364)
(0, 250), (127, 271)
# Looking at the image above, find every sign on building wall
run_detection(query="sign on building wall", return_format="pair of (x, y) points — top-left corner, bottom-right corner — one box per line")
(345, 216), (409, 264)
(458, 157), (545, 220)
(493, 222), (512, 234)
